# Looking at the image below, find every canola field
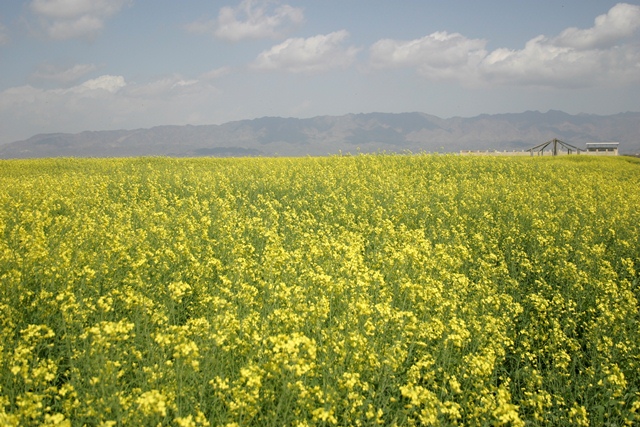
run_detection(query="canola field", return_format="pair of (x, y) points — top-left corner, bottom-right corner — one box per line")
(1, 154), (639, 427)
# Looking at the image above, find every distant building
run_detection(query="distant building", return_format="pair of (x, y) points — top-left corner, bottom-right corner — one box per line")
(585, 142), (619, 155)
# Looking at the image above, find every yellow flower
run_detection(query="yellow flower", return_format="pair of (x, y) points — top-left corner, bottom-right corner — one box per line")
(136, 389), (167, 417)
(568, 404), (589, 427)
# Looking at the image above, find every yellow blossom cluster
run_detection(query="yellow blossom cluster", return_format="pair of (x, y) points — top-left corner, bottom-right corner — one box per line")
(0, 154), (639, 425)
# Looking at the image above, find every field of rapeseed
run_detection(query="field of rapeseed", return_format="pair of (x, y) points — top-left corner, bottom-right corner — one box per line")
(1, 154), (639, 426)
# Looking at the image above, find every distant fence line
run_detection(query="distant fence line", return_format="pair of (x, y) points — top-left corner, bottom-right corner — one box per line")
(459, 150), (619, 157)
(460, 150), (531, 156)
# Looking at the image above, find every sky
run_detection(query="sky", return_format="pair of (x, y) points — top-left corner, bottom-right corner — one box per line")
(1, 1), (640, 145)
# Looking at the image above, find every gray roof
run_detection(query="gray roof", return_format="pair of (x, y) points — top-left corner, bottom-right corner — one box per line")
(586, 142), (619, 146)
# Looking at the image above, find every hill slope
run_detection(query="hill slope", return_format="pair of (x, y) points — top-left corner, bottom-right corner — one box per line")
(1, 110), (638, 158)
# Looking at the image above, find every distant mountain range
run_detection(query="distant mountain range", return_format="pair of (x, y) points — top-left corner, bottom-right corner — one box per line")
(1, 110), (639, 159)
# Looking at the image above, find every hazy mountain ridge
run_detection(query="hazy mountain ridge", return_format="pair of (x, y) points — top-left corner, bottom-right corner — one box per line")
(1, 110), (638, 159)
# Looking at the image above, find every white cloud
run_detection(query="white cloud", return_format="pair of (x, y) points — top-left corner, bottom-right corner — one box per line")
(370, 31), (487, 82)
(199, 66), (232, 81)
(29, 0), (132, 40)
(187, 0), (304, 41)
(253, 30), (359, 73)
(0, 74), (223, 143)
(554, 3), (640, 50)
(31, 63), (97, 84)
(480, 35), (640, 88)
(480, 2), (640, 88)
(369, 3), (640, 88)
(76, 75), (126, 93)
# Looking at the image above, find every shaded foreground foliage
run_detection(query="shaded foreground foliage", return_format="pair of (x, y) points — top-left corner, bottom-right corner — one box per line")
(1, 155), (639, 426)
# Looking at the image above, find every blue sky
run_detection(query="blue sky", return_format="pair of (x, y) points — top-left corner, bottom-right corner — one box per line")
(1, 1), (639, 144)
